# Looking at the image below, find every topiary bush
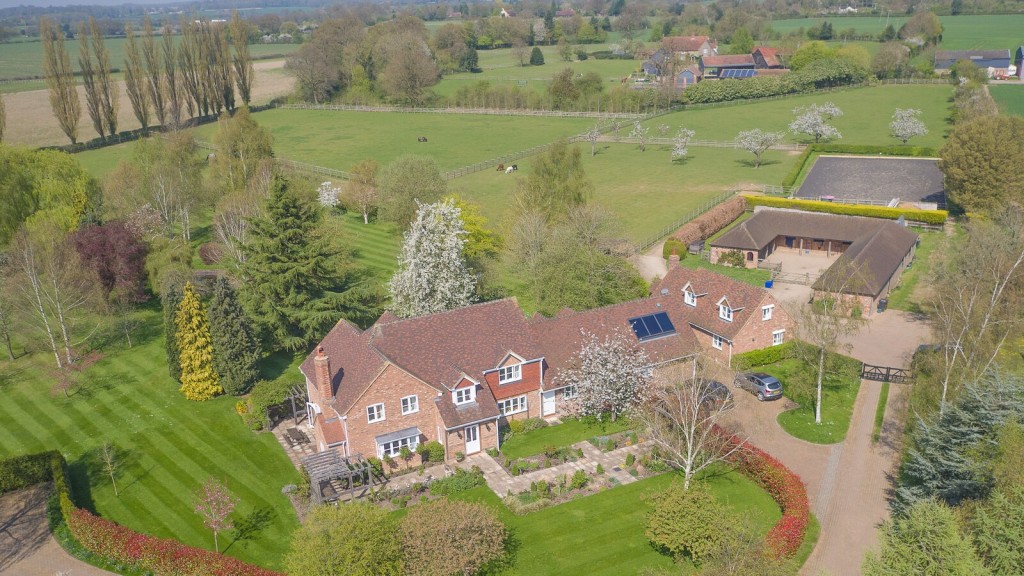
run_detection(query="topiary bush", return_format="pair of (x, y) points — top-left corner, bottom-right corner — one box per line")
(663, 237), (687, 260)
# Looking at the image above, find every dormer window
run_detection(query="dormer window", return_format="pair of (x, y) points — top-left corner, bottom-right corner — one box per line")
(719, 304), (733, 322)
(684, 289), (696, 307)
(498, 364), (522, 384)
(454, 386), (476, 405)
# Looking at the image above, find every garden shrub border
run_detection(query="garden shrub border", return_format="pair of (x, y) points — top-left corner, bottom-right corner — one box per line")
(743, 195), (948, 225)
(732, 341), (797, 371)
(0, 451), (282, 576)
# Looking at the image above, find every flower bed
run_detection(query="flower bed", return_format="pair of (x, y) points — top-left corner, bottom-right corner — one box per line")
(724, 437), (810, 559)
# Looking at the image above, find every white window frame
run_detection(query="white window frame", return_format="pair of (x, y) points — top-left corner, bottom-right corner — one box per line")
(400, 395), (419, 415)
(366, 403), (385, 423)
(772, 329), (785, 346)
(497, 363), (522, 384)
(762, 305), (774, 321)
(684, 290), (696, 307)
(712, 334), (724, 350)
(454, 386), (476, 405)
(498, 395), (528, 416)
(719, 305), (733, 322)
(563, 385), (578, 399)
(377, 434), (419, 458)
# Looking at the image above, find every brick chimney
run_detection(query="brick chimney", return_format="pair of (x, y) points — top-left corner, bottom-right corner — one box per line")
(668, 249), (681, 270)
(314, 346), (333, 403)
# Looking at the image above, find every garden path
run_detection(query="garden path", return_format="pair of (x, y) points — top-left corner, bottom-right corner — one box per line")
(0, 484), (117, 576)
(463, 441), (649, 496)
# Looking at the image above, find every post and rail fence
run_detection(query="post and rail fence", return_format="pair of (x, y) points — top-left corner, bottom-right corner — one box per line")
(636, 190), (737, 252)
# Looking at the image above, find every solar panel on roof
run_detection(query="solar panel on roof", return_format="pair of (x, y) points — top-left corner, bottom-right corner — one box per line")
(720, 68), (756, 78)
(628, 312), (676, 341)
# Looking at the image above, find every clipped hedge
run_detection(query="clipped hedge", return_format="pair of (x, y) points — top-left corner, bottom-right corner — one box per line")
(663, 237), (687, 260)
(782, 144), (939, 188)
(732, 342), (797, 371)
(671, 196), (746, 247)
(743, 195), (948, 225)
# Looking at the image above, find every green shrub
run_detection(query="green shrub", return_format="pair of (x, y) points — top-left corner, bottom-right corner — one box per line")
(243, 379), (292, 432)
(429, 468), (485, 496)
(743, 195), (947, 225)
(366, 457), (385, 478)
(646, 482), (732, 564)
(507, 419), (525, 435)
(596, 463), (605, 474)
(663, 237), (687, 260)
(732, 341), (797, 370)
(718, 249), (746, 268)
(521, 418), (548, 432)
(419, 441), (445, 463)
(625, 453), (636, 467)
(629, 431), (639, 445)
(0, 452), (56, 493)
(455, 451), (465, 462)
(571, 469), (588, 490)
(530, 46), (545, 65)
(486, 447), (499, 458)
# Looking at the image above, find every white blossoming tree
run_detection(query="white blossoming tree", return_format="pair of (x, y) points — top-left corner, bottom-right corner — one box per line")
(317, 181), (341, 208)
(736, 129), (784, 168)
(789, 102), (843, 143)
(388, 199), (477, 318)
(585, 124), (600, 156)
(671, 127), (696, 162)
(889, 108), (928, 144)
(630, 120), (650, 152)
(562, 329), (653, 421)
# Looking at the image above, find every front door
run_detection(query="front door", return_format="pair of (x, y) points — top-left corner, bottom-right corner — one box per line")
(542, 391), (556, 416)
(464, 424), (480, 454)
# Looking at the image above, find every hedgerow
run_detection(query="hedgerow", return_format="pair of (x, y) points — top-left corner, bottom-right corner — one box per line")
(743, 195), (948, 225)
(732, 342), (797, 371)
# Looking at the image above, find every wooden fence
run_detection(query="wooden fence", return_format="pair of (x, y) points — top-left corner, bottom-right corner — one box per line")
(278, 103), (641, 119)
(861, 364), (912, 383)
(636, 190), (737, 252)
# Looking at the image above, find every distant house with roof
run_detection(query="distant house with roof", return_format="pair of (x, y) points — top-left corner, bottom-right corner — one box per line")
(299, 268), (791, 464)
(934, 49), (1013, 77)
(699, 54), (756, 78)
(663, 35), (718, 61)
(709, 209), (918, 316)
(752, 46), (785, 69)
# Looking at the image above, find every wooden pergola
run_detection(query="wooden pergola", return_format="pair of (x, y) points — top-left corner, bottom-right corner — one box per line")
(301, 450), (381, 504)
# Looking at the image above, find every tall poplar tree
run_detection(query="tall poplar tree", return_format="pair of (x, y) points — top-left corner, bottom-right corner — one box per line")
(142, 15), (166, 127)
(41, 17), (80, 144)
(123, 23), (150, 132)
(91, 18), (118, 137)
(230, 11), (255, 106)
(78, 21), (105, 139)
(0, 92), (6, 143)
(175, 281), (222, 400)
(208, 277), (260, 395)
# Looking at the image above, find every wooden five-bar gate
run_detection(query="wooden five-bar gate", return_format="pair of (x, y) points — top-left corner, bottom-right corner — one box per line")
(861, 363), (912, 383)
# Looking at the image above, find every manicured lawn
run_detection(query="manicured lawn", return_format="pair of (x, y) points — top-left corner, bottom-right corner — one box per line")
(499, 418), (634, 460)
(449, 469), (781, 576)
(886, 230), (944, 313)
(647, 85), (951, 148)
(324, 211), (403, 281)
(991, 85), (1024, 117)
(453, 143), (797, 243)
(769, 15), (1024, 50)
(0, 307), (300, 569)
(768, 354), (862, 444)
(191, 108), (594, 172)
(675, 256), (772, 287)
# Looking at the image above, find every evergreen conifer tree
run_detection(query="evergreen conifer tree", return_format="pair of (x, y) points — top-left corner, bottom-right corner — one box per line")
(208, 277), (260, 395)
(239, 176), (358, 350)
(175, 281), (223, 400)
(162, 281), (184, 381)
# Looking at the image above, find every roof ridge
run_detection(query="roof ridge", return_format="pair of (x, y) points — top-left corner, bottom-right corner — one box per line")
(371, 297), (522, 328)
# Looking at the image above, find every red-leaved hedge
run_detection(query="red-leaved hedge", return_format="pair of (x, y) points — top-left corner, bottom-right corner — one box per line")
(725, 436), (810, 559)
(671, 196), (746, 247)
(68, 508), (284, 576)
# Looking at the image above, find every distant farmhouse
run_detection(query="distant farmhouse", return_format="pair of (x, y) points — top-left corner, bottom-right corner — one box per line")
(710, 210), (918, 316)
(662, 35), (718, 61)
(934, 49), (1016, 78)
(642, 44), (789, 88)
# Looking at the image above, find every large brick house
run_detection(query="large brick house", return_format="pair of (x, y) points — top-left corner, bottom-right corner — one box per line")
(299, 268), (791, 464)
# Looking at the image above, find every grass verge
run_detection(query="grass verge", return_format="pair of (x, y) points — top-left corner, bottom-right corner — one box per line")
(871, 381), (891, 444)
(770, 354), (862, 444)
(885, 230), (944, 313)
(499, 418), (634, 460)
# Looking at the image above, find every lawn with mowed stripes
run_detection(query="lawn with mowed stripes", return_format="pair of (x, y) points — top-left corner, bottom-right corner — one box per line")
(0, 308), (300, 570)
(325, 211), (403, 280)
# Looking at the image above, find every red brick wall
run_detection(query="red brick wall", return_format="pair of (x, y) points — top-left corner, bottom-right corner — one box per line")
(340, 364), (443, 467)
(485, 359), (543, 401)
(444, 421), (499, 458)
(498, 389), (543, 422)
(732, 295), (795, 355)
(690, 326), (732, 364)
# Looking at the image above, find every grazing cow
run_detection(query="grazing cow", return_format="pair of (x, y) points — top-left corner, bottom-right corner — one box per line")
(417, 136), (428, 142)
(505, 166), (515, 174)
(497, 164), (505, 171)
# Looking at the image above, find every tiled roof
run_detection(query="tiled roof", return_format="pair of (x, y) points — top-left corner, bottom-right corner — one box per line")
(753, 46), (781, 67)
(529, 297), (701, 385)
(664, 35), (715, 52)
(701, 54), (755, 67)
(299, 320), (386, 415)
(651, 267), (770, 341)
(434, 388), (501, 429)
(712, 209), (918, 297)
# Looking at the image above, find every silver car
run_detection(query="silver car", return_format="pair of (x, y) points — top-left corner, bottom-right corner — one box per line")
(734, 372), (783, 401)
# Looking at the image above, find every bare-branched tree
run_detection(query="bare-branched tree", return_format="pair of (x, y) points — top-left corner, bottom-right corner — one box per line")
(41, 17), (81, 144)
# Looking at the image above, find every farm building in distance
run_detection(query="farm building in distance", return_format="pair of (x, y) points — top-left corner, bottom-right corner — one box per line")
(710, 209), (919, 316)
(934, 49), (1015, 77)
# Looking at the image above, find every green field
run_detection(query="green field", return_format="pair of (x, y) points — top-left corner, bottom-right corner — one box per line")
(991, 85), (1024, 116)
(192, 108), (594, 172)
(649, 84), (952, 148)
(773, 355), (863, 444)
(0, 308), (300, 569)
(0, 37), (298, 81)
(769, 14), (1024, 50)
(450, 470), (782, 576)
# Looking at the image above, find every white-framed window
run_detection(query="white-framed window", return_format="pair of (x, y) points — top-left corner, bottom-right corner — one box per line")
(684, 290), (696, 307)
(454, 386), (476, 405)
(498, 363), (522, 384)
(772, 329), (785, 346)
(378, 434), (419, 458)
(719, 305), (733, 322)
(762, 305), (774, 321)
(563, 385), (578, 399)
(366, 403), (385, 423)
(401, 395), (419, 415)
(712, 334), (724, 350)
(498, 395), (528, 415)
